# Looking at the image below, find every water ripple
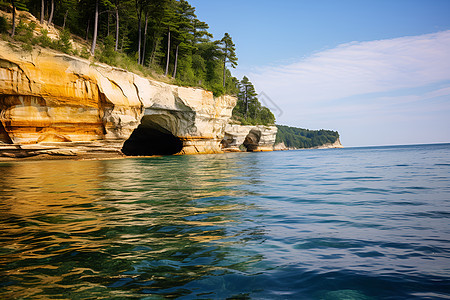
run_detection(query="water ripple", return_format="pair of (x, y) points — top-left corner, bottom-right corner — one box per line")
(1, 144), (450, 299)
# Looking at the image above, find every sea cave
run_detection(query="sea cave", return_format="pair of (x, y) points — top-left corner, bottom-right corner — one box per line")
(121, 115), (183, 156)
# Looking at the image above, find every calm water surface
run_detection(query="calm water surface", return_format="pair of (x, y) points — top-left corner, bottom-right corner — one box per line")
(1, 144), (449, 299)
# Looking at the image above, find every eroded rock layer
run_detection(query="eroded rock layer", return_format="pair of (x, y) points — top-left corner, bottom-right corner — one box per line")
(222, 124), (278, 152)
(313, 138), (344, 149)
(0, 41), (236, 156)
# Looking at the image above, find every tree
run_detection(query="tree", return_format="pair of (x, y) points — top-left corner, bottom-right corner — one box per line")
(113, 0), (119, 50)
(239, 76), (257, 118)
(60, 0), (79, 30)
(232, 76), (275, 125)
(10, 0), (27, 37)
(10, 0), (16, 37)
(220, 33), (237, 87)
(135, 0), (147, 64)
(48, 0), (55, 25)
(40, 0), (44, 24)
(141, 10), (149, 63)
(259, 107), (275, 125)
(162, 0), (177, 76)
(171, 0), (195, 78)
(146, 0), (167, 66)
(192, 19), (212, 44)
(138, 0), (164, 64)
(90, 0), (99, 55)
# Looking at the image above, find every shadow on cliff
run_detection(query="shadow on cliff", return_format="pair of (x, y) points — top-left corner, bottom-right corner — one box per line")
(121, 116), (183, 156)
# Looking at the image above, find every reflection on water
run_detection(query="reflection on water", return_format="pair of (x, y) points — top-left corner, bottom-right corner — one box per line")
(1, 145), (450, 299)
(0, 154), (265, 299)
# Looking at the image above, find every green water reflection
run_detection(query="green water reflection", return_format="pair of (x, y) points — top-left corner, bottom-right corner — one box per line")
(0, 154), (265, 299)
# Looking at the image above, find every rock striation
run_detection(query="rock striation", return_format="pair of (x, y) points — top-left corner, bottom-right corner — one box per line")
(221, 124), (277, 152)
(0, 41), (236, 157)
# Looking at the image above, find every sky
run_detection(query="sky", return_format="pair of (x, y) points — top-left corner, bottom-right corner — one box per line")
(190, 0), (450, 147)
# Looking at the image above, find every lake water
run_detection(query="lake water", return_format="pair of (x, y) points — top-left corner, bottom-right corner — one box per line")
(1, 144), (449, 299)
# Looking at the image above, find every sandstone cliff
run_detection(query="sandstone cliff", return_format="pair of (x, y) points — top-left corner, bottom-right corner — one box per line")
(0, 41), (236, 157)
(274, 138), (344, 150)
(313, 138), (344, 149)
(222, 124), (277, 152)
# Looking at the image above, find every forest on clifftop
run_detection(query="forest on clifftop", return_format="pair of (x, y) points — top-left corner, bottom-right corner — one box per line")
(276, 125), (340, 149)
(0, 0), (277, 125)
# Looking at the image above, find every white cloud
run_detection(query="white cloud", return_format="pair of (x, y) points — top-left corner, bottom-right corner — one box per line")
(250, 30), (450, 104)
(244, 31), (450, 146)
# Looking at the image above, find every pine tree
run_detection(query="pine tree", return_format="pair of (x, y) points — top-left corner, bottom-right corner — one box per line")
(171, 0), (195, 78)
(192, 19), (212, 44)
(40, 0), (44, 24)
(162, 0), (177, 76)
(135, 0), (152, 64)
(59, 0), (79, 30)
(10, 0), (27, 37)
(238, 76), (257, 118)
(146, 0), (167, 66)
(90, 0), (99, 55)
(11, 0), (16, 37)
(233, 76), (275, 125)
(220, 33), (237, 87)
(48, 0), (54, 25)
(114, 0), (119, 50)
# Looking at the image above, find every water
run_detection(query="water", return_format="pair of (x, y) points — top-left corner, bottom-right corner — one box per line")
(1, 144), (449, 299)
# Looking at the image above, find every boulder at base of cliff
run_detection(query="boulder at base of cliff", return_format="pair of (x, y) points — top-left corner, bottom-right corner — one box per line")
(222, 124), (277, 152)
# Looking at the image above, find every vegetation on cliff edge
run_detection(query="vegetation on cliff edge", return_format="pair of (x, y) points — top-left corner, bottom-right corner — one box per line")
(1, 1), (341, 134)
(231, 76), (275, 125)
(0, 0), (239, 96)
(275, 125), (340, 149)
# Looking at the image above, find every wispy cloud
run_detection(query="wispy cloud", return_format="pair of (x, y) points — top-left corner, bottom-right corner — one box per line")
(251, 30), (450, 104)
(247, 30), (450, 146)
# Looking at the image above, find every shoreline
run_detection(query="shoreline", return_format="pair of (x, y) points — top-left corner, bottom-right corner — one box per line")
(0, 146), (348, 163)
(0, 152), (126, 162)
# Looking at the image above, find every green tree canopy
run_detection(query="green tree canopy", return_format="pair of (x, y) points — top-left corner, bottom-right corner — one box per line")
(232, 76), (275, 125)
(1, 0), (243, 96)
(275, 125), (340, 149)
(220, 32), (237, 88)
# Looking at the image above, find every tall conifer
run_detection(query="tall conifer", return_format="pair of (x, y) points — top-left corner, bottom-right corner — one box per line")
(220, 33), (237, 87)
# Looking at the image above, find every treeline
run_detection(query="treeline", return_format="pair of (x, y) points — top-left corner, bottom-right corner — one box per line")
(232, 76), (275, 125)
(276, 125), (339, 149)
(0, 0), (240, 95)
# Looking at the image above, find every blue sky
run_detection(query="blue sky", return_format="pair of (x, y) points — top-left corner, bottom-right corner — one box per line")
(190, 0), (450, 146)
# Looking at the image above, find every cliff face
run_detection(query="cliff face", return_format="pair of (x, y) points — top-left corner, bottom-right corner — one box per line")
(314, 138), (343, 149)
(273, 138), (344, 150)
(0, 41), (236, 157)
(222, 124), (277, 152)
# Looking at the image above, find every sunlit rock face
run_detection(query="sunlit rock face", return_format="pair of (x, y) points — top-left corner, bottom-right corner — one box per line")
(222, 124), (277, 152)
(0, 41), (236, 156)
(314, 138), (344, 149)
(140, 81), (236, 154)
(273, 138), (344, 150)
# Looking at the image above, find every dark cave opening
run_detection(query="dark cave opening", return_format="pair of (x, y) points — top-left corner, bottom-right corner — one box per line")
(0, 121), (13, 144)
(121, 116), (183, 156)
